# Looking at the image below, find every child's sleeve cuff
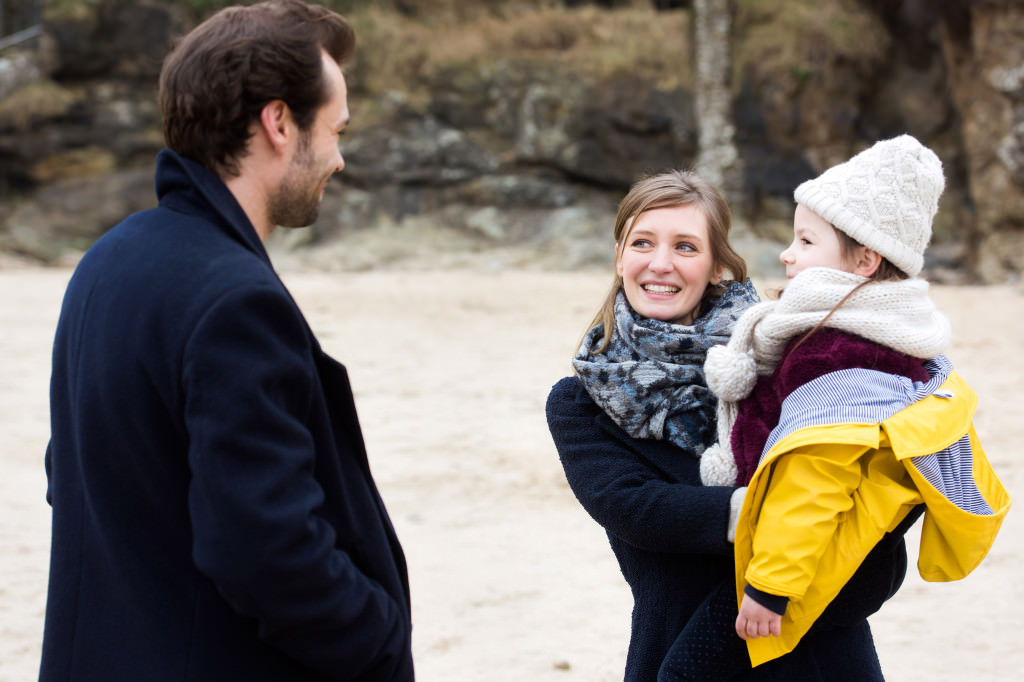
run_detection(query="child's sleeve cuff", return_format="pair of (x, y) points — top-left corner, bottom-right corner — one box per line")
(744, 584), (789, 615)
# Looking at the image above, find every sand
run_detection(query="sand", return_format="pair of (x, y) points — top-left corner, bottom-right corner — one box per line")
(1, 264), (1021, 681)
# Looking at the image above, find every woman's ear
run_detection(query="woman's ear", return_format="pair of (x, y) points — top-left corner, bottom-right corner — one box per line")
(852, 247), (882, 277)
(711, 265), (724, 286)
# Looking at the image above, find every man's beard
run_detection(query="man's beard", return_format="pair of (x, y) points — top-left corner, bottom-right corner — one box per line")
(268, 133), (324, 229)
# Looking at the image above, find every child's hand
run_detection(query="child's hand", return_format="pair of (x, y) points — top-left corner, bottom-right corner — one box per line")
(735, 594), (783, 640)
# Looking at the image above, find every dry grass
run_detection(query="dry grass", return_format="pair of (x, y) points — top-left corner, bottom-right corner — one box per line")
(30, 146), (118, 184)
(348, 4), (692, 96)
(0, 80), (77, 133)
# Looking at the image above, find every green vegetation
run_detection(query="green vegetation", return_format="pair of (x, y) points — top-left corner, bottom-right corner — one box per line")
(734, 0), (887, 93)
(40, 0), (649, 23)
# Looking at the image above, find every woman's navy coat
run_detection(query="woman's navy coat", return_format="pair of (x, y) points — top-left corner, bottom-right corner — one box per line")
(547, 376), (909, 681)
(41, 150), (413, 681)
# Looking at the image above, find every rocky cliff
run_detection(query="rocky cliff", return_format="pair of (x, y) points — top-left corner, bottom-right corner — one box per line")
(1, 0), (1022, 282)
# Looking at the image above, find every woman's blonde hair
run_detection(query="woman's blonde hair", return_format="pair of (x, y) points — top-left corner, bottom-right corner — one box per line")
(582, 170), (747, 354)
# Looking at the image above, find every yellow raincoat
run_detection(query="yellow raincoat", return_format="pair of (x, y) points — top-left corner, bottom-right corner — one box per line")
(735, 369), (1011, 667)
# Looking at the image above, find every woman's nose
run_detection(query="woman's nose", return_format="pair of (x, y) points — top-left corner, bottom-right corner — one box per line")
(649, 246), (673, 272)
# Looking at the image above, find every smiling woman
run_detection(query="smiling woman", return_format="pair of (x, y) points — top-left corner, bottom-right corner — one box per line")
(545, 169), (761, 682)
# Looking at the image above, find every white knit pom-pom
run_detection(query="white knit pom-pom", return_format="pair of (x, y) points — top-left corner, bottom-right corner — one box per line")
(700, 443), (738, 486)
(704, 344), (757, 402)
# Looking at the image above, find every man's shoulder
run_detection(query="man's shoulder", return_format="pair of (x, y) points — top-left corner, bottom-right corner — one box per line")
(103, 204), (266, 268)
(70, 206), (282, 322)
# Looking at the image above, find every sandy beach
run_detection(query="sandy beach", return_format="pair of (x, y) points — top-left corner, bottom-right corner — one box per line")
(1, 264), (1021, 681)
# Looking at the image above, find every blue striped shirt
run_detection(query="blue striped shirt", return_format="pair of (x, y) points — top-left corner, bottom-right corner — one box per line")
(764, 355), (993, 515)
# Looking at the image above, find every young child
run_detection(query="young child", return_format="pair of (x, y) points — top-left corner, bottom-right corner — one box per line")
(660, 135), (1011, 680)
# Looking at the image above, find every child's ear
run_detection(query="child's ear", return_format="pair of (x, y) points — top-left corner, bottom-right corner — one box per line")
(852, 247), (882, 277)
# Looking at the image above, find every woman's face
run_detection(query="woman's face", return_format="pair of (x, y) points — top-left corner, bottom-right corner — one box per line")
(616, 204), (722, 325)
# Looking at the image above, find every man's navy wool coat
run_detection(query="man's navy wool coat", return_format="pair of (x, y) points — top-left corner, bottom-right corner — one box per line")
(41, 150), (413, 682)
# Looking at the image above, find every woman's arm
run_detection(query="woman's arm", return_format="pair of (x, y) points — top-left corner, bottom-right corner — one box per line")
(546, 377), (736, 556)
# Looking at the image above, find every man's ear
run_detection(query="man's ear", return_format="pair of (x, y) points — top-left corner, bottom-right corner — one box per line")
(259, 100), (292, 154)
(852, 247), (882, 277)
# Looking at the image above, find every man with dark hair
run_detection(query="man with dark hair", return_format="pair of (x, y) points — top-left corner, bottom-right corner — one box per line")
(40, 2), (414, 680)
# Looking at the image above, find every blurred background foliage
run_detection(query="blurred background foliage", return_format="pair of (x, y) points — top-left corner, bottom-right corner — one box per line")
(2, 0), (1022, 281)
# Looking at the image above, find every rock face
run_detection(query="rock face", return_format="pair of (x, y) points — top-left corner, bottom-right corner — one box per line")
(940, 0), (1024, 280)
(1, 0), (1022, 282)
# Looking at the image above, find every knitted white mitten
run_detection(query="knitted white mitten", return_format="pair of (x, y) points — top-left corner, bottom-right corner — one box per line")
(727, 486), (747, 543)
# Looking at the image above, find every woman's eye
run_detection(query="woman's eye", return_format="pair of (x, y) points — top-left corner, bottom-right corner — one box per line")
(676, 242), (696, 252)
(630, 239), (651, 248)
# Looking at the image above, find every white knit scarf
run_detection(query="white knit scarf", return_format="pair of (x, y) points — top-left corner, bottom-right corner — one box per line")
(699, 267), (952, 485)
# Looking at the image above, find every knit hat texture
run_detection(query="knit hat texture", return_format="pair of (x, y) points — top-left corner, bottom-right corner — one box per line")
(793, 134), (944, 277)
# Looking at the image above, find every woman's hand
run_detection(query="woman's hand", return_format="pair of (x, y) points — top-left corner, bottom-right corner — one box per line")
(735, 594), (782, 640)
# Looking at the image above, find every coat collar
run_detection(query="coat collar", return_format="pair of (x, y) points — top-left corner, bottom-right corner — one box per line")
(154, 148), (272, 269)
(153, 149), (330, 358)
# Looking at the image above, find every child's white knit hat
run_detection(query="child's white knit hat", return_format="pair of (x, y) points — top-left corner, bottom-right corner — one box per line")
(793, 134), (944, 277)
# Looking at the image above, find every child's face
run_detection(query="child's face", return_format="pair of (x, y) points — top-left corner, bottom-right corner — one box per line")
(779, 204), (849, 278)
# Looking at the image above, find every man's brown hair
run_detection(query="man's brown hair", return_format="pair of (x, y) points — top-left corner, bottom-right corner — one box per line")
(159, 0), (355, 177)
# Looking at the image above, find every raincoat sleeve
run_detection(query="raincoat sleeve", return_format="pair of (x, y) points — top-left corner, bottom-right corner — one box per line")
(883, 372), (1011, 581)
(743, 441), (867, 600)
